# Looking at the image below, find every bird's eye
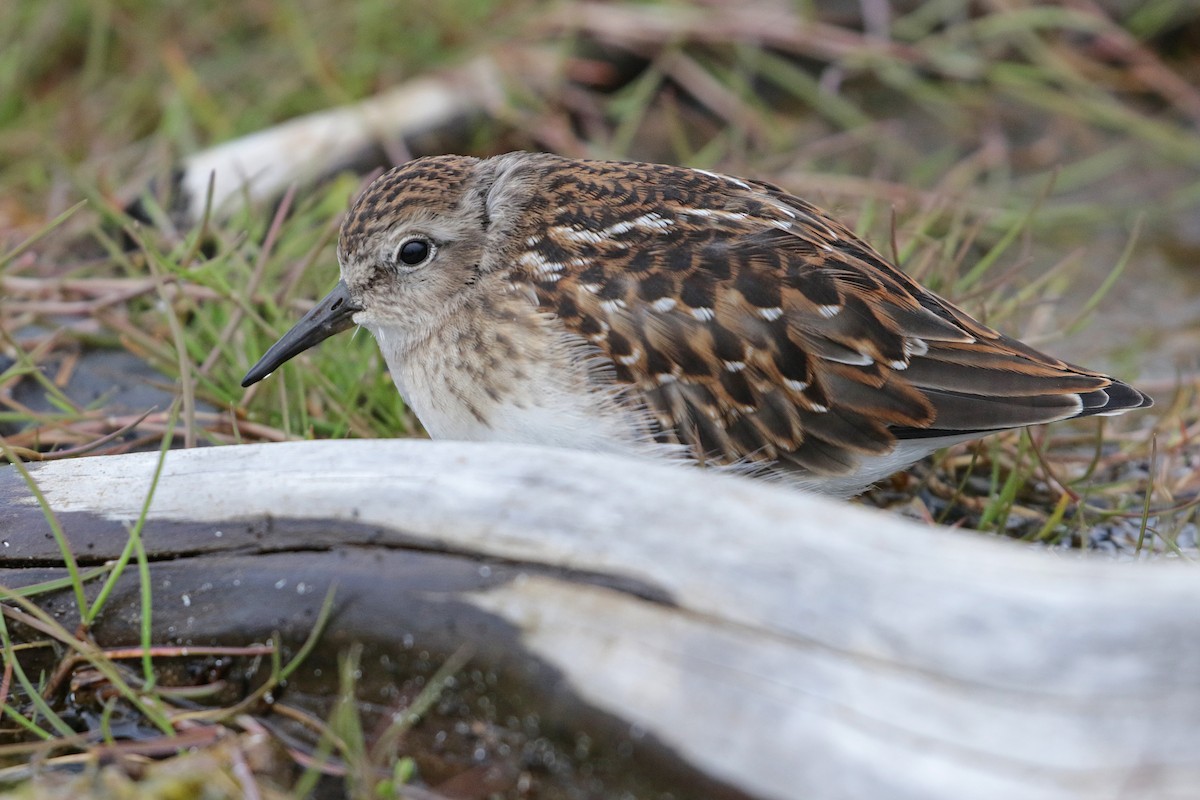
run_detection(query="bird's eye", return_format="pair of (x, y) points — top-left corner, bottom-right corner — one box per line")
(397, 237), (434, 266)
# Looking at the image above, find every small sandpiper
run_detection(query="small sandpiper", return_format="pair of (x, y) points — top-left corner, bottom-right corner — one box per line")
(243, 152), (1151, 496)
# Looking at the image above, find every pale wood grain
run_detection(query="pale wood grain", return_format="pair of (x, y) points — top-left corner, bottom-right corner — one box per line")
(3, 440), (1196, 799)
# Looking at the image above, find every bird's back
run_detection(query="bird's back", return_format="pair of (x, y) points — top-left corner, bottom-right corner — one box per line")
(502, 153), (1150, 487)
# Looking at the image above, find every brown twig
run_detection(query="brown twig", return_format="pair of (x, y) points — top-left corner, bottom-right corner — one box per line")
(550, 2), (930, 70)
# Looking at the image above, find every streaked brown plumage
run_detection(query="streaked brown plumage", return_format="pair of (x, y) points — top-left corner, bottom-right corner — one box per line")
(243, 152), (1152, 496)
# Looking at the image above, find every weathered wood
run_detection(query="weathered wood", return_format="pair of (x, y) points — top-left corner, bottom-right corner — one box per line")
(172, 51), (546, 224)
(2, 440), (1198, 800)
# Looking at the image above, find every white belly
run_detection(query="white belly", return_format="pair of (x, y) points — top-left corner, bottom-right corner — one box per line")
(379, 327), (668, 459)
(423, 394), (639, 452)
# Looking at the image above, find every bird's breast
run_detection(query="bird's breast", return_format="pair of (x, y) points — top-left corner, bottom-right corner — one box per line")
(369, 313), (668, 458)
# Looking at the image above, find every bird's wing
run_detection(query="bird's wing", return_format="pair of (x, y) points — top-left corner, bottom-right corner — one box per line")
(512, 158), (1147, 475)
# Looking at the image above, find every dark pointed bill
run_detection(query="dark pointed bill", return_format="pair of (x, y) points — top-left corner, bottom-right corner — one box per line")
(241, 280), (363, 387)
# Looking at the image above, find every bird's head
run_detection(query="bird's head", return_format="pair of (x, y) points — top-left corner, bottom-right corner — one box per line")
(241, 155), (506, 387)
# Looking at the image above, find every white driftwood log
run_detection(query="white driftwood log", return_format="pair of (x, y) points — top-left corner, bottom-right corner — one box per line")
(176, 54), (523, 223)
(2, 440), (1198, 800)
